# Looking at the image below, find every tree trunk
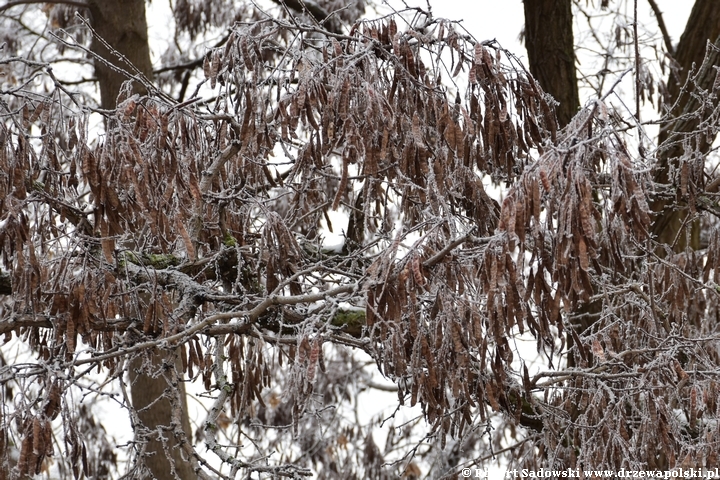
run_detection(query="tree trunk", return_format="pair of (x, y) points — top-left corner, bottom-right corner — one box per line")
(651, 0), (720, 252)
(87, 0), (153, 109)
(87, 1), (194, 478)
(523, 0), (579, 128)
(523, 0), (720, 347)
(522, 0), (720, 465)
(523, 0), (589, 372)
(128, 350), (195, 480)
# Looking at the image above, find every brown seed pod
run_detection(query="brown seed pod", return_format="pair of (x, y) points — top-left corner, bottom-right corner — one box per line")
(538, 169), (551, 194)
(411, 254), (425, 286)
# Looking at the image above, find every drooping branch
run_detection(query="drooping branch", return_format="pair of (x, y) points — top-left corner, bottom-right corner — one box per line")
(651, 0), (720, 252)
(204, 340), (313, 477)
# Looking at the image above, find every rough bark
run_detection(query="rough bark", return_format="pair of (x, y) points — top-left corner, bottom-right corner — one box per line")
(128, 351), (194, 480)
(523, 0), (580, 128)
(87, 1), (194, 478)
(87, 0), (154, 109)
(664, 0), (720, 105)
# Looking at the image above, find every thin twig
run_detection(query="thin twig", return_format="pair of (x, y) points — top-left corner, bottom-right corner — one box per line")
(71, 282), (357, 366)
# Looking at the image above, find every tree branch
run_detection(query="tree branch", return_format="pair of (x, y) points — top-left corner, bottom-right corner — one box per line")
(272, 0), (343, 35)
(422, 228), (484, 268)
(69, 282), (357, 366)
(0, 0), (88, 14)
(647, 0), (675, 56)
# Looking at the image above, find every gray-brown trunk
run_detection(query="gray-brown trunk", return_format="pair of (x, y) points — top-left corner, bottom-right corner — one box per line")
(87, 1), (194, 478)
(523, 0), (579, 128)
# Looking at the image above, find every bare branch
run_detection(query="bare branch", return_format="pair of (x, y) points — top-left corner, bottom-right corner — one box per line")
(647, 0), (675, 56)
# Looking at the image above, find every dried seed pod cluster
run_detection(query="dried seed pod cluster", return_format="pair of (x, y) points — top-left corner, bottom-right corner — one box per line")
(2, 1), (720, 477)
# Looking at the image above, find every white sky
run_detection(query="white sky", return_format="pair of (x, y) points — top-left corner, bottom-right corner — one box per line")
(399, 0), (691, 57)
(146, 1), (693, 72)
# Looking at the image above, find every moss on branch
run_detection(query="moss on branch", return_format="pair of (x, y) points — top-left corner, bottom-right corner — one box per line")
(120, 251), (183, 269)
(330, 309), (366, 337)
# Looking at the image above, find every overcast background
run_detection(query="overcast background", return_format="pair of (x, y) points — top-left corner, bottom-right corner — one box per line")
(144, 1), (693, 75)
